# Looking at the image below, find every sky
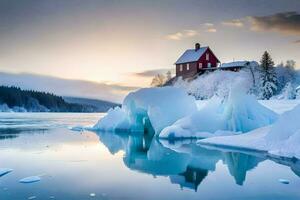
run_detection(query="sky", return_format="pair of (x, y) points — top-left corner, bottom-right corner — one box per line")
(0, 0), (300, 102)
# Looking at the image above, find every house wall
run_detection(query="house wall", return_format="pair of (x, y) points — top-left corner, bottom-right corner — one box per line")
(197, 48), (219, 73)
(176, 62), (198, 79)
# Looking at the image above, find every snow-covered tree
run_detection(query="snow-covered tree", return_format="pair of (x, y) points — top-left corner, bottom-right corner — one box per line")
(151, 74), (166, 87)
(279, 82), (296, 99)
(275, 60), (297, 94)
(259, 51), (278, 100)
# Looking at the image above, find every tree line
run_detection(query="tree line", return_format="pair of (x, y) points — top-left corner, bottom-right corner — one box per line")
(0, 86), (96, 112)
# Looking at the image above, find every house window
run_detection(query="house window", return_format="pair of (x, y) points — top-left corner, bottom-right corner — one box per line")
(186, 63), (189, 71)
(206, 53), (209, 61)
(198, 63), (202, 69)
(207, 63), (211, 68)
(179, 64), (183, 72)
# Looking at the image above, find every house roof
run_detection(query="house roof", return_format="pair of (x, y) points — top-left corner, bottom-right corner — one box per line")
(175, 47), (208, 64)
(219, 61), (249, 68)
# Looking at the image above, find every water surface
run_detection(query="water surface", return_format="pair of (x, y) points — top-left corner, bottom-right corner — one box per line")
(0, 113), (299, 200)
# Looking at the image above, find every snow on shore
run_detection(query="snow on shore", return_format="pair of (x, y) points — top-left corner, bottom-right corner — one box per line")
(199, 104), (300, 159)
(93, 87), (197, 134)
(159, 82), (278, 139)
(259, 100), (300, 114)
(91, 81), (300, 159)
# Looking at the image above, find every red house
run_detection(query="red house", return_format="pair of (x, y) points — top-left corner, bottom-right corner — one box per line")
(175, 43), (220, 79)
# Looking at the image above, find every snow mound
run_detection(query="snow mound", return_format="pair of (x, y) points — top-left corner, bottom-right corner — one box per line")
(174, 70), (253, 100)
(160, 80), (278, 139)
(93, 87), (197, 134)
(200, 104), (300, 159)
(93, 107), (130, 132)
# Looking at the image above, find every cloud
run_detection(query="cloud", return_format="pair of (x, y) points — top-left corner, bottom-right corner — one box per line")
(165, 29), (198, 40)
(222, 19), (244, 27)
(134, 68), (174, 77)
(248, 11), (300, 35)
(203, 23), (214, 27)
(202, 23), (217, 33)
(206, 28), (217, 33)
(0, 72), (139, 103)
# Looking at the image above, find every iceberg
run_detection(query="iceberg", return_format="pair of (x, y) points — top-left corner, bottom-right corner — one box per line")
(160, 81), (278, 139)
(93, 87), (197, 134)
(199, 104), (300, 159)
(93, 106), (130, 132)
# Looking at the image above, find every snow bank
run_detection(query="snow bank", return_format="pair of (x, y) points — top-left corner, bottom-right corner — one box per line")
(93, 107), (130, 132)
(160, 80), (278, 139)
(259, 100), (300, 114)
(93, 87), (197, 134)
(199, 104), (300, 159)
(174, 70), (253, 99)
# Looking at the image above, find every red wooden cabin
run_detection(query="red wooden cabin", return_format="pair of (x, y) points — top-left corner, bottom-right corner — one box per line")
(175, 43), (220, 79)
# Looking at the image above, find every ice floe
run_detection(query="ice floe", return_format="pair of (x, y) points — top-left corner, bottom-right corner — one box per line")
(93, 87), (197, 134)
(160, 80), (278, 139)
(19, 176), (41, 183)
(0, 168), (13, 177)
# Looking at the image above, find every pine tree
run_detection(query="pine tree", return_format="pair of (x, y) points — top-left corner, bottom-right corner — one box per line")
(259, 51), (278, 99)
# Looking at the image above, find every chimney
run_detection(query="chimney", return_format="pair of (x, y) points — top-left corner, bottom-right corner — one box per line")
(195, 43), (200, 51)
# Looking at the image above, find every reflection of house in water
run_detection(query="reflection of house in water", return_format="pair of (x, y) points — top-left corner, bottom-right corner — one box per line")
(223, 152), (264, 185)
(170, 166), (208, 192)
(94, 130), (269, 189)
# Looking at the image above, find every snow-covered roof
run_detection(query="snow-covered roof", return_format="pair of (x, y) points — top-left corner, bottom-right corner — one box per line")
(219, 61), (249, 68)
(175, 47), (208, 64)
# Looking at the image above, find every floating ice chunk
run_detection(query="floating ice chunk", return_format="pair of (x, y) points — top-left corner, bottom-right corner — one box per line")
(94, 87), (197, 134)
(93, 106), (130, 132)
(28, 196), (37, 200)
(19, 176), (41, 183)
(278, 179), (290, 184)
(69, 126), (85, 132)
(90, 193), (96, 197)
(160, 80), (277, 139)
(0, 168), (13, 177)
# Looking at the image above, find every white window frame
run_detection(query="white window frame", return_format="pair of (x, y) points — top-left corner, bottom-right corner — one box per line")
(207, 62), (211, 68)
(186, 63), (189, 71)
(198, 63), (202, 69)
(206, 53), (209, 61)
(179, 64), (183, 71)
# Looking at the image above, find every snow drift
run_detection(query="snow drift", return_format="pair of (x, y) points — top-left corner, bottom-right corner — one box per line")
(199, 104), (300, 159)
(174, 70), (254, 100)
(160, 80), (278, 139)
(93, 87), (197, 134)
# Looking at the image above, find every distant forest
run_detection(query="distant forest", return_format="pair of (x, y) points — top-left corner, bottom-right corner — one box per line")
(0, 86), (116, 112)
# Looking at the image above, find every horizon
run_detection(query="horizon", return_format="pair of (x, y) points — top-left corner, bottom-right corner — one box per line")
(0, 0), (300, 101)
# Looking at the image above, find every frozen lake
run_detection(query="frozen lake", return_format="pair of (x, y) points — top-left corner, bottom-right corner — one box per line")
(0, 113), (300, 200)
